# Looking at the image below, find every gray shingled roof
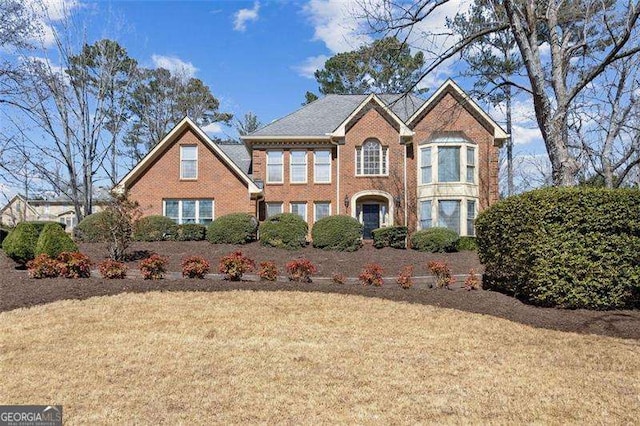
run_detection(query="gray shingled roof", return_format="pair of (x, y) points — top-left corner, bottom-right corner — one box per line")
(250, 93), (425, 137)
(217, 142), (252, 175)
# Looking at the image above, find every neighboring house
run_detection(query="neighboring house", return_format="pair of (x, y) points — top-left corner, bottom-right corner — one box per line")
(0, 194), (108, 231)
(117, 79), (507, 238)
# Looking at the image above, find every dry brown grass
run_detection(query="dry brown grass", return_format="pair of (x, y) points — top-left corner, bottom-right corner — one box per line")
(1, 291), (638, 424)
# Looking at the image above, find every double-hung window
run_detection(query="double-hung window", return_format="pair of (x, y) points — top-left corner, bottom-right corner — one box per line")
(438, 146), (460, 182)
(467, 200), (476, 236)
(180, 145), (197, 179)
(420, 147), (432, 184)
(314, 202), (331, 222)
(356, 139), (388, 175)
(290, 150), (307, 183)
(419, 200), (432, 229)
(266, 151), (283, 183)
(163, 199), (214, 224)
(290, 202), (307, 222)
(314, 150), (331, 183)
(266, 202), (283, 218)
(438, 200), (461, 234)
(466, 147), (476, 183)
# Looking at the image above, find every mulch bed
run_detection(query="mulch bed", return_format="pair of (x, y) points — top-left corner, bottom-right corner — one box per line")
(1, 242), (639, 340)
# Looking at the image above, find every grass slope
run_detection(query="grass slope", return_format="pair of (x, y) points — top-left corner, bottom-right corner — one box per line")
(1, 291), (638, 423)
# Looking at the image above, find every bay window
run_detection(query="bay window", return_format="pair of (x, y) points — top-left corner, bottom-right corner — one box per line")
(420, 147), (432, 184)
(419, 200), (432, 229)
(438, 200), (461, 234)
(438, 146), (460, 182)
(467, 200), (476, 236)
(467, 147), (476, 183)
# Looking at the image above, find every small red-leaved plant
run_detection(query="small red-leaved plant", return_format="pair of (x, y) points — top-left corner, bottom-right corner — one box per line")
(27, 254), (60, 279)
(464, 268), (480, 291)
(285, 258), (317, 283)
(359, 263), (384, 287)
(258, 261), (278, 281)
(98, 259), (128, 279)
(219, 251), (255, 281)
(181, 256), (210, 279)
(396, 265), (414, 289)
(57, 252), (92, 278)
(427, 260), (455, 289)
(331, 272), (346, 285)
(139, 254), (168, 280)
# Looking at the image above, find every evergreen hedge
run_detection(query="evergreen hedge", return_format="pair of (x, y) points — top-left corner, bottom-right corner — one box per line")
(410, 227), (459, 252)
(175, 224), (207, 241)
(74, 211), (112, 242)
(207, 213), (258, 244)
(372, 226), (407, 249)
(476, 187), (640, 309)
(35, 223), (78, 258)
(311, 215), (362, 251)
(133, 215), (177, 241)
(2, 222), (40, 263)
(456, 236), (478, 251)
(259, 213), (307, 250)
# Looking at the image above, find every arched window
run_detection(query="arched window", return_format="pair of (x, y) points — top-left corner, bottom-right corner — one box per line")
(356, 139), (388, 175)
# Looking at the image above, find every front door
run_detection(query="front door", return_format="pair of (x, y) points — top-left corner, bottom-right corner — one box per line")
(362, 204), (380, 239)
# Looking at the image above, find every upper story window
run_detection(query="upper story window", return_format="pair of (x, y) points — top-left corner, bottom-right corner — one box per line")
(438, 146), (460, 182)
(467, 147), (476, 183)
(266, 150), (283, 183)
(314, 150), (331, 183)
(290, 150), (307, 183)
(356, 139), (388, 176)
(419, 136), (477, 184)
(180, 145), (197, 179)
(420, 147), (432, 184)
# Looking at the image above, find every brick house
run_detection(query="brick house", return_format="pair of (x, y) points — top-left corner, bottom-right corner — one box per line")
(117, 79), (507, 238)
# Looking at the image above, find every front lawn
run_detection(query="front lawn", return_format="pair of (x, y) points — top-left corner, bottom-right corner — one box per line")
(1, 291), (638, 423)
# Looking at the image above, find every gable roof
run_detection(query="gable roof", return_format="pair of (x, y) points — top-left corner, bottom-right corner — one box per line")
(116, 117), (261, 195)
(407, 79), (509, 143)
(246, 93), (425, 139)
(217, 142), (252, 175)
(0, 194), (38, 216)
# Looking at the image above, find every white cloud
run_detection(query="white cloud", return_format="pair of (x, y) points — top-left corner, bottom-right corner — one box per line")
(151, 55), (198, 78)
(293, 54), (329, 79)
(233, 2), (260, 32)
(24, 0), (81, 47)
(201, 122), (224, 134)
(303, 0), (370, 53)
(489, 97), (543, 145)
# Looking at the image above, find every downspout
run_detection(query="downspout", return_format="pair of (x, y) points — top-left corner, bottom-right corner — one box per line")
(336, 144), (340, 215)
(403, 140), (408, 227)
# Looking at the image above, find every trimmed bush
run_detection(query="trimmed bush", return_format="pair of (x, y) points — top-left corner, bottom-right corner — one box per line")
(311, 215), (362, 251)
(259, 213), (308, 250)
(285, 258), (317, 283)
(182, 256), (210, 278)
(27, 254), (60, 278)
(359, 263), (384, 287)
(98, 259), (128, 279)
(35, 223), (78, 258)
(133, 215), (177, 242)
(258, 261), (279, 281)
(457, 236), (478, 251)
(2, 222), (40, 263)
(207, 213), (258, 244)
(28, 221), (66, 234)
(476, 187), (640, 309)
(372, 226), (407, 249)
(56, 252), (91, 278)
(139, 254), (168, 280)
(410, 227), (459, 252)
(219, 251), (255, 281)
(176, 224), (207, 241)
(74, 211), (112, 243)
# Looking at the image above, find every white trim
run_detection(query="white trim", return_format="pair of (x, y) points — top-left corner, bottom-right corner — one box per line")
(419, 146), (433, 184)
(180, 145), (198, 180)
(266, 150), (284, 184)
(162, 199), (215, 225)
(355, 140), (389, 176)
(116, 116), (261, 195)
(242, 135), (332, 142)
(350, 190), (394, 227)
(336, 145), (341, 214)
(289, 201), (308, 222)
(313, 201), (331, 223)
(330, 94), (413, 138)
(289, 150), (308, 184)
(407, 79), (509, 143)
(313, 149), (332, 184)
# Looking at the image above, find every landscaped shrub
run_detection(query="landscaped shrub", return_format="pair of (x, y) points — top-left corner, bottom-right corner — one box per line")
(27, 254), (60, 278)
(181, 256), (210, 278)
(133, 216), (177, 242)
(427, 260), (454, 289)
(74, 211), (112, 242)
(359, 263), (384, 286)
(464, 269), (480, 291)
(410, 228), (459, 253)
(259, 213), (308, 250)
(56, 252), (91, 278)
(331, 272), (346, 285)
(175, 224), (207, 241)
(456, 236), (477, 251)
(219, 251), (255, 281)
(29, 221), (66, 233)
(207, 213), (258, 244)
(311, 215), (362, 251)
(258, 261), (278, 281)
(396, 265), (414, 289)
(476, 187), (640, 309)
(2, 222), (40, 263)
(35, 223), (78, 258)
(285, 258), (317, 283)
(372, 226), (408, 249)
(98, 259), (128, 279)
(139, 254), (168, 280)
(0, 227), (11, 246)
